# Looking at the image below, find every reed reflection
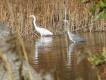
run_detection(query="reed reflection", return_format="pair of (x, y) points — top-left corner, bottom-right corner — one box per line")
(30, 32), (106, 80)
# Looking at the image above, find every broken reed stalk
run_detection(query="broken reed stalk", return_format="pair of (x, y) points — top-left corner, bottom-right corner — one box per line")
(16, 29), (33, 80)
(2, 0), (33, 79)
(0, 49), (15, 80)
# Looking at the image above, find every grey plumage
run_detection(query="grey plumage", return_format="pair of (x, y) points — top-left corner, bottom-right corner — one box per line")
(67, 31), (85, 43)
(64, 20), (85, 43)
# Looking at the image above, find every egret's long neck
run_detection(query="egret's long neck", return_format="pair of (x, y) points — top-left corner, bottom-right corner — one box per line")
(33, 17), (38, 30)
(67, 30), (70, 36)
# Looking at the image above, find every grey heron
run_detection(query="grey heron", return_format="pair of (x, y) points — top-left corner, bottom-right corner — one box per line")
(64, 20), (85, 43)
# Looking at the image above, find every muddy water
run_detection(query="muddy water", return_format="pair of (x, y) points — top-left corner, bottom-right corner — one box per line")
(29, 32), (106, 80)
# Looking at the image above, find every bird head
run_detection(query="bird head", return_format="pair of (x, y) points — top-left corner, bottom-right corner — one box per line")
(29, 15), (36, 21)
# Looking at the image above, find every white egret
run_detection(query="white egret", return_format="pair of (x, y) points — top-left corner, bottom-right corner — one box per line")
(64, 20), (85, 43)
(30, 15), (53, 36)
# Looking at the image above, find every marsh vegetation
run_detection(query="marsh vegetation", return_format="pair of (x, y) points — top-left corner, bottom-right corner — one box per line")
(0, 0), (106, 80)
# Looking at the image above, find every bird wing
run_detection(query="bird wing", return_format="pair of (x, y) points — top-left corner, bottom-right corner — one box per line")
(37, 27), (53, 35)
(74, 34), (85, 42)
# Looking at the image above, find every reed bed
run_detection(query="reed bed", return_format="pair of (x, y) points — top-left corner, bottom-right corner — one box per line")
(0, 0), (106, 37)
(0, 0), (105, 80)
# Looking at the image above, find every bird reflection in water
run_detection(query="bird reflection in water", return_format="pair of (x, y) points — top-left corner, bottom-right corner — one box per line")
(34, 36), (53, 68)
(66, 42), (87, 66)
(64, 42), (98, 80)
(33, 37), (54, 80)
(66, 43), (76, 66)
(35, 37), (53, 47)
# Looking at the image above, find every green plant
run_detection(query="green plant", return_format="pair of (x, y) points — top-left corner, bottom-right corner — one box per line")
(88, 48), (106, 66)
(92, 0), (106, 19)
(81, 0), (106, 19)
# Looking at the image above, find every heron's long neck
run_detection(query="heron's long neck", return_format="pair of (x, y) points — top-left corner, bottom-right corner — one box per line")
(65, 21), (70, 33)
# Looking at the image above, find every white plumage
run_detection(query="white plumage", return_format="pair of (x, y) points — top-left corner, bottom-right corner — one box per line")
(30, 15), (53, 36)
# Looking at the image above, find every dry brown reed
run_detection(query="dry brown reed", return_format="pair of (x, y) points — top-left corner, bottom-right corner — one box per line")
(0, 0), (105, 36)
(0, 33), (34, 80)
(1, 0), (105, 80)
(0, 49), (15, 80)
(17, 33), (33, 80)
(0, 0), (35, 79)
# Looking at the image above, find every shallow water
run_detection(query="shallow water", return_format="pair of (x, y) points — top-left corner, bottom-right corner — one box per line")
(29, 32), (106, 80)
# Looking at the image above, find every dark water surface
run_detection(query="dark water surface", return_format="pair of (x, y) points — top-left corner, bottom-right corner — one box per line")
(29, 32), (106, 80)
